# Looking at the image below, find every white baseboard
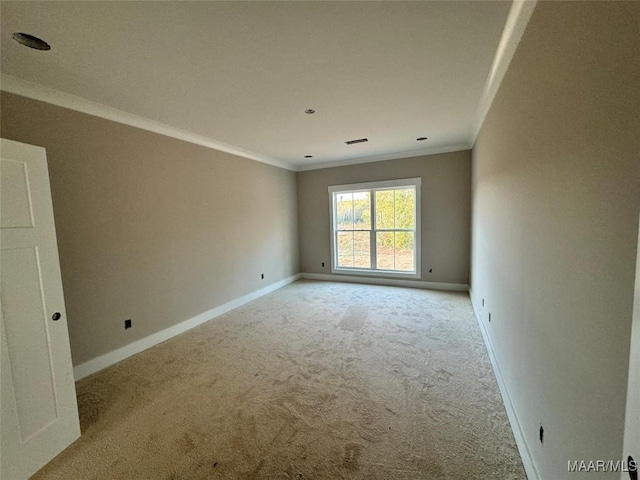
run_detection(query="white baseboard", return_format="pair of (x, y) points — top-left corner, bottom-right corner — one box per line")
(300, 272), (469, 292)
(73, 274), (301, 381)
(469, 288), (539, 480)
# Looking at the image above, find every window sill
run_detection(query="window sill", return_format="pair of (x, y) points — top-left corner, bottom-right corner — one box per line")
(331, 267), (421, 279)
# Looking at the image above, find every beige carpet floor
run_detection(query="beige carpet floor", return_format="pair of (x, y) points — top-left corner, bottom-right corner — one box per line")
(33, 280), (525, 479)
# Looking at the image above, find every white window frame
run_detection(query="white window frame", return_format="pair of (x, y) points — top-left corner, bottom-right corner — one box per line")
(328, 177), (421, 279)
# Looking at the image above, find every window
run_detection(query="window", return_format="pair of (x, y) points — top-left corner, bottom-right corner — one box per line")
(329, 178), (421, 278)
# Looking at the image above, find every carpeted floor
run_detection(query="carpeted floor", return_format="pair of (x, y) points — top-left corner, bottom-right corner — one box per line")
(33, 280), (525, 479)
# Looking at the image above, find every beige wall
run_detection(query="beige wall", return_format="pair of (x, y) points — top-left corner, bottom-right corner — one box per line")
(297, 151), (471, 285)
(1, 92), (299, 366)
(471, 2), (639, 478)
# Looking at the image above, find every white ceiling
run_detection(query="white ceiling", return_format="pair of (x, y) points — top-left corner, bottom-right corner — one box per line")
(1, 1), (514, 170)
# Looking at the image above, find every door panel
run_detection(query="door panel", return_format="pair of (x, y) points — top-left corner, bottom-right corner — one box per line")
(622, 214), (640, 479)
(3, 247), (58, 440)
(0, 158), (34, 228)
(1, 139), (80, 480)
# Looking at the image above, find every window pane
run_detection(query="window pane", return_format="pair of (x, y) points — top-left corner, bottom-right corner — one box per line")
(332, 180), (419, 275)
(376, 232), (395, 270)
(353, 191), (371, 230)
(353, 231), (371, 268)
(395, 232), (415, 272)
(336, 193), (354, 230)
(375, 190), (394, 229)
(394, 188), (415, 229)
(337, 231), (354, 267)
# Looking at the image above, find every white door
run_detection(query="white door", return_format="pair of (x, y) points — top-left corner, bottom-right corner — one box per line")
(1, 139), (80, 480)
(622, 214), (640, 480)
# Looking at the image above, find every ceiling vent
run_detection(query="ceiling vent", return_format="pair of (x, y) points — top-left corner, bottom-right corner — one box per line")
(345, 138), (368, 145)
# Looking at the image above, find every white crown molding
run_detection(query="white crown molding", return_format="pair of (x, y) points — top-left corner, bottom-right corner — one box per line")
(296, 143), (471, 172)
(1, 4), (535, 173)
(0, 74), (295, 171)
(470, 0), (538, 146)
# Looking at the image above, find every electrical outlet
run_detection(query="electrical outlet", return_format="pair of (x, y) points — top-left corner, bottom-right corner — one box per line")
(125, 319), (132, 330)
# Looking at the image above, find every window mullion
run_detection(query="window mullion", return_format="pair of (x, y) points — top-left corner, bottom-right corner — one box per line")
(332, 193), (336, 270)
(393, 190), (396, 270)
(370, 189), (377, 270)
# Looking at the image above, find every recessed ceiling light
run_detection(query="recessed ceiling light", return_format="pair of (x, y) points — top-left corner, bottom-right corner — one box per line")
(12, 32), (51, 50)
(304, 109), (315, 114)
(416, 137), (428, 141)
(304, 155), (313, 158)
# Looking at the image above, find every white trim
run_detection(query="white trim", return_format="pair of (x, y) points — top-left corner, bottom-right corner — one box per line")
(328, 178), (421, 279)
(296, 144), (471, 172)
(329, 267), (421, 280)
(328, 177), (422, 194)
(469, 288), (539, 480)
(621, 213), (640, 479)
(73, 274), (300, 380)
(0, 74), (472, 173)
(0, 0), (534, 173)
(0, 74), (295, 171)
(470, 0), (537, 145)
(301, 272), (468, 292)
